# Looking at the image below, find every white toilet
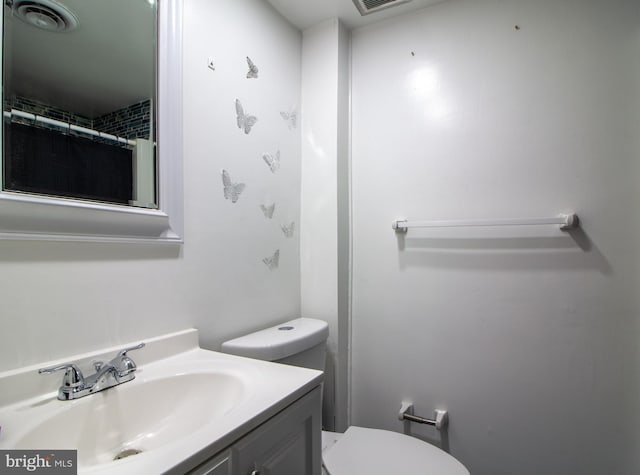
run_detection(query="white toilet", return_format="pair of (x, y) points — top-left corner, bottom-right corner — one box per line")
(221, 317), (470, 475)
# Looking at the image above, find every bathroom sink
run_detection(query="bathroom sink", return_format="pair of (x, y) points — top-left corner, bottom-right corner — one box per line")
(14, 372), (246, 467)
(0, 330), (323, 474)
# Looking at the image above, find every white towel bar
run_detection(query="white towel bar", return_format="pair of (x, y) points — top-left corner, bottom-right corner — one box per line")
(392, 213), (579, 233)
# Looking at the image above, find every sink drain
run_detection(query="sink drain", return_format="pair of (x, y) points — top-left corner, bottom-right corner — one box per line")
(113, 448), (143, 460)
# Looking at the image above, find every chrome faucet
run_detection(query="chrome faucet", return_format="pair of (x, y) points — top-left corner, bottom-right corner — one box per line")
(38, 343), (145, 401)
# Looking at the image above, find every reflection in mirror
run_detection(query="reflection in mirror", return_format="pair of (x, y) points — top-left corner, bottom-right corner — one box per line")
(2, 0), (158, 209)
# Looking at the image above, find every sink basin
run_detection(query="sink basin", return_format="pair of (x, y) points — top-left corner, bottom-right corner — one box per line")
(15, 372), (246, 467)
(0, 330), (323, 475)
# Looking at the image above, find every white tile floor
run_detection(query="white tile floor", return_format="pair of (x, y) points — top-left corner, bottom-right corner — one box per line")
(322, 430), (342, 452)
(321, 431), (343, 475)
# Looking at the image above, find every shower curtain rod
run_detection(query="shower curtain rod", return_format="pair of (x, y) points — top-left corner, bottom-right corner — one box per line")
(392, 213), (579, 232)
(3, 109), (137, 147)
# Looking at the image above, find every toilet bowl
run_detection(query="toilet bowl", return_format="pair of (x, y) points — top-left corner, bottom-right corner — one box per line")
(221, 318), (469, 475)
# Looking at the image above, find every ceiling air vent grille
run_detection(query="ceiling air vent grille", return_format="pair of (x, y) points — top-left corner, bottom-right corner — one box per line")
(12, 0), (79, 32)
(352, 0), (412, 16)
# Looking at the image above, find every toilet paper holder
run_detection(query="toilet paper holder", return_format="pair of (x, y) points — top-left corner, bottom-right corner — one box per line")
(398, 401), (448, 430)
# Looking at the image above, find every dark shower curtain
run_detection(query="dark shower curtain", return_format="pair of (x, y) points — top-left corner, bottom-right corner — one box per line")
(4, 122), (133, 205)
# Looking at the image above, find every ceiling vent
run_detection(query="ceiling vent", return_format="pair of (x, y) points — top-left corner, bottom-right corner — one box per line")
(11, 0), (79, 32)
(351, 0), (412, 16)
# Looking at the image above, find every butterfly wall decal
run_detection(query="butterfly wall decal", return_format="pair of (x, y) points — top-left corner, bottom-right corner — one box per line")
(235, 99), (257, 134)
(262, 150), (280, 173)
(280, 107), (297, 130)
(246, 56), (259, 79)
(260, 203), (275, 219)
(263, 249), (280, 270)
(281, 222), (295, 238)
(221, 169), (245, 203)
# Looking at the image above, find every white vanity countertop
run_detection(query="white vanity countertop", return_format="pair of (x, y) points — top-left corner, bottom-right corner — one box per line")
(0, 329), (323, 474)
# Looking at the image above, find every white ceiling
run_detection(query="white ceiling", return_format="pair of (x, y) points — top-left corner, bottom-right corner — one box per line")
(266, 0), (447, 30)
(4, 0), (155, 118)
(3, 0), (445, 119)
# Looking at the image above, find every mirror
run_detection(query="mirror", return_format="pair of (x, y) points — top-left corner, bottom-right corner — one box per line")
(0, 0), (183, 243)
(3, 0), (157, 208)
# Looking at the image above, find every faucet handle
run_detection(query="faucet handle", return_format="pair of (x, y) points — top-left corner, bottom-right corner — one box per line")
(116, 342), (145, 358)
(38, 363), (85, 389)
(111, 342), (145, 376)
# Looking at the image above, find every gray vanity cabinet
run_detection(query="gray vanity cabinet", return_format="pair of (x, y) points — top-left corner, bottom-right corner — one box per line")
(188, 387), (322, 475)
(189, 452), (231, 475)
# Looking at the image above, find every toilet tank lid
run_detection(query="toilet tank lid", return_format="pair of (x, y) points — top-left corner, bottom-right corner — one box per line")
(221, 318), (329, 362)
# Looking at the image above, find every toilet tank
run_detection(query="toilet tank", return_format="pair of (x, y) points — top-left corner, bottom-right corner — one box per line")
(221, 318), (329, 371)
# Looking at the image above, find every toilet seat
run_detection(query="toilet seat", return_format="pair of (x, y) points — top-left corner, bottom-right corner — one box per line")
(322, 426), (469, 475)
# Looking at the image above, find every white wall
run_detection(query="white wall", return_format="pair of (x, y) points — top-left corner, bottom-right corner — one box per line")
(183, 0), (302, 347)
(300, 19), (350, 431)
(0, 0), (302, 372)
(350, 0), (640, 474)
